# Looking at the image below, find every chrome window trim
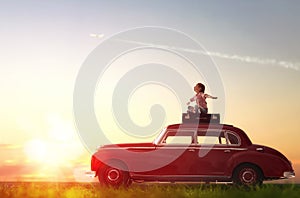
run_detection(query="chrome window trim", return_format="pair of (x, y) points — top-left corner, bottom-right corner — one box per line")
(102, 146), (247, 151)
(155, 146), (247, 151)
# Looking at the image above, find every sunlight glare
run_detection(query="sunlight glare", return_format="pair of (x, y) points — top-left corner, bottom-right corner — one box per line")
(24, 139), (47, 163)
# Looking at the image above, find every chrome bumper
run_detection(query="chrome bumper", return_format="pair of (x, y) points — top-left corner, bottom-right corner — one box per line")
(283, 171), (295, 178)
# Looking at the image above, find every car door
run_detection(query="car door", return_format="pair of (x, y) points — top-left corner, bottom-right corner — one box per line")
(190, 130), (244, 176)
(151, 129), (197, 176)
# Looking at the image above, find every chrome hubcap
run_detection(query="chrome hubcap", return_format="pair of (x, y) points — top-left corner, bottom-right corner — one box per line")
(241, 169), (255, 183)
(107, 169), (120, 182)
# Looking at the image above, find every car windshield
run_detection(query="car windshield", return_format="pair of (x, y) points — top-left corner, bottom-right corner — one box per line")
(153, 127), (166, 145)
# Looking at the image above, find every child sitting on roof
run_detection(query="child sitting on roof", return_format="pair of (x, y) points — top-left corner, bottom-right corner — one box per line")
(187, 83), (217, 114)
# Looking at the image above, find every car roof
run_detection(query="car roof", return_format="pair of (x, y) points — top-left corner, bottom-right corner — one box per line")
(166, 123), (234, 129)
(165, 123), (252, 146)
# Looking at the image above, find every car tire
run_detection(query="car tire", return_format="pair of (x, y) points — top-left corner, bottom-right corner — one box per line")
(233, 164), (263, 186)
(98, 165), (130, 188)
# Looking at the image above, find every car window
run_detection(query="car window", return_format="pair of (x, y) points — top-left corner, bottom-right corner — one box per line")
(165, 136), (192, 144)
(197, 131), (226, 145)
(226, 132), (240, 145)
(162, 130), (195, 145)
(197, 136), (219, 144)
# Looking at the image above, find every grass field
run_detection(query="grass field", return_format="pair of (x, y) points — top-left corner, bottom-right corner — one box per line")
(0, 182), (299, 198)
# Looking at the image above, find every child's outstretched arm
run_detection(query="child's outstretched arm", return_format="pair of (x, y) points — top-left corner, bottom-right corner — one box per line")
(187, 95), (197, 105)
(205, 94), (218, 99)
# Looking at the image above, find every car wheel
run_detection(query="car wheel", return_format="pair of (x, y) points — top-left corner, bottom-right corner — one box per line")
(233, 164), (263, 186)
(98, 165), (130, 188)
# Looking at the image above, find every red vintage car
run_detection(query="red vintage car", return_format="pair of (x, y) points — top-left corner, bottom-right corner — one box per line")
(90, 117), (295, 187)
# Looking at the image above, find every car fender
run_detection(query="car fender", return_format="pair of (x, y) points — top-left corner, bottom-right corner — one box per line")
(225, 151), (290, 178)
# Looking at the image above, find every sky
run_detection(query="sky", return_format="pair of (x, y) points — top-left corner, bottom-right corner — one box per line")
(0, 0), (300, 183)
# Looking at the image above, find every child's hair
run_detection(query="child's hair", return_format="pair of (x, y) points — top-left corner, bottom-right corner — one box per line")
(197, 83), (205, 92)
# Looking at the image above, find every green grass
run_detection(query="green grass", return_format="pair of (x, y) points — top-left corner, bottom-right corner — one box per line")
(0, 182), (299, 198)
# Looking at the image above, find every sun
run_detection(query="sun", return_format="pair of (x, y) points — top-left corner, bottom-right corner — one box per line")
(21, 114), (90, 181)
(23, 114), (86, 167)
(24, 139), (48, 163)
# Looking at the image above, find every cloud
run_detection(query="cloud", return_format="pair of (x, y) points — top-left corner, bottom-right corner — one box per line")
(0, 144), (21, 149)
(117, 39), (299, 71)
(205, 51), (299, 71)
(89, 33), (104, 38)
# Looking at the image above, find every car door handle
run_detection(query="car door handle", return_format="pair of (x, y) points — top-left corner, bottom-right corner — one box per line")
(224, 149), (231, 153)
(188, 149), (195, 152)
